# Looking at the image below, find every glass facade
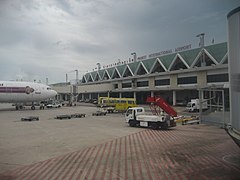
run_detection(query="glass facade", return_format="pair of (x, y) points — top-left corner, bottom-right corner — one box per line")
(122, 82), (132, 88)
(207, 73), (229, 83)
(137, 81), (149, 87)
(155, 79), (170, 86)
(177, 76), (197, 85)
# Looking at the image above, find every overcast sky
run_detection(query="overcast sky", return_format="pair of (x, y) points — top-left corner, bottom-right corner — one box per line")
(0, 0), (239, 83)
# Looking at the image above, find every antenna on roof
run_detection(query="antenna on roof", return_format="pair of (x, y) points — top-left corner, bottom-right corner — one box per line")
(131, 52), (137, 62)
(212, 38), (215, 44)
(196, 33), (205, 47)
(96, 63), (101, 71)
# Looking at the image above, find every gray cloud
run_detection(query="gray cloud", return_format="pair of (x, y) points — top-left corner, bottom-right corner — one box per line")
(0, 0), (239, 83)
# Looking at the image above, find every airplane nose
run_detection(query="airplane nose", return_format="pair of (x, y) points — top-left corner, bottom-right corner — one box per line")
(53, 90), (57, 96)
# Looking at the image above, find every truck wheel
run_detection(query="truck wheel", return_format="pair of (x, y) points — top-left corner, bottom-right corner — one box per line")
(160, 123), (168, 130)
(152, 122), (159, 130)
(129, 120), (136, 127)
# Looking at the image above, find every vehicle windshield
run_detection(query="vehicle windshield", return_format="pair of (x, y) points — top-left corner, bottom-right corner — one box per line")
(126, 109), (132, 116)
(187, 102), (191, 107)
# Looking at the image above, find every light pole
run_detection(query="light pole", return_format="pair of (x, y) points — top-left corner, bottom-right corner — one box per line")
(74, 70), (78, 105)
(196, 33), (205, 66)
(66, 73), (68, 84)
(75, 69), (78, 85)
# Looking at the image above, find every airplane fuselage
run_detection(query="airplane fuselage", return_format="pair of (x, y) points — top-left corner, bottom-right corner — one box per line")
(0, 81), (57, 103)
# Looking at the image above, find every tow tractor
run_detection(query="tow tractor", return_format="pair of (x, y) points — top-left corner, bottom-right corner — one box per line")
(125, 96), (177, 129)
(21, 116), (39, 121)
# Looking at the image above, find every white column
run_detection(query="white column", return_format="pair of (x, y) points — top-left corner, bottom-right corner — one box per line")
(228, 7), (240, 131)
(119, 92), (122, 98)
(173, 90), (176, 106)
(151, 91), (154, 97)
(133, 92), (136, 99)
(89, 93), (92, 100)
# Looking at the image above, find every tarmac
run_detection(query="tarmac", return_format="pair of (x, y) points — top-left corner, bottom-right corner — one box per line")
(0, 103), (239, 179)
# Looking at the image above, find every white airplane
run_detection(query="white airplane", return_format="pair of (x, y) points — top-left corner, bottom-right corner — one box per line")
(0, 81), (57, 110)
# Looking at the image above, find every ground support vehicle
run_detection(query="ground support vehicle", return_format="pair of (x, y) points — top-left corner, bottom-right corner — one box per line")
(175, 115), (199, 125)
(56, 115), (72, 120)
(186, 99), (208, 112)
(92, 111), (107, 116)
(71, 113), (86, 118)
(21, 116), (39, 121)
(147, 96), (177, 117)
(182, 119), (200, 125)
(47, 102), (62, 108)
(125, 107), (176, 129)
(56, 113), (86, 119)
(98, 97), (137, 112)
(104, 107), (116, 113)
(125, 96), (177, 129)
(13, 102), (44, 110)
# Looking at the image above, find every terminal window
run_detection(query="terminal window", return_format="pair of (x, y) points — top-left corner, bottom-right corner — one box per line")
(177, 76), (197, 84)
(137, 81), (149, 87)
(155, 79), (170, 86)
(122, 82), (132, 88)
(207, 73), (229, 83)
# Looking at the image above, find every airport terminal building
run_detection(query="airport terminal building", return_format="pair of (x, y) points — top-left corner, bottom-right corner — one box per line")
(52, 42), (229, 106)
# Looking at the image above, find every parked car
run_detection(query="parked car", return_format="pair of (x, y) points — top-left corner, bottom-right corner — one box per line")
(93, 99), (98, 104)
(84, 99), (90, 103)
(89, 99), (97, 103)
(59, 100), (65, 106)
(47, 102), (62, 108)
